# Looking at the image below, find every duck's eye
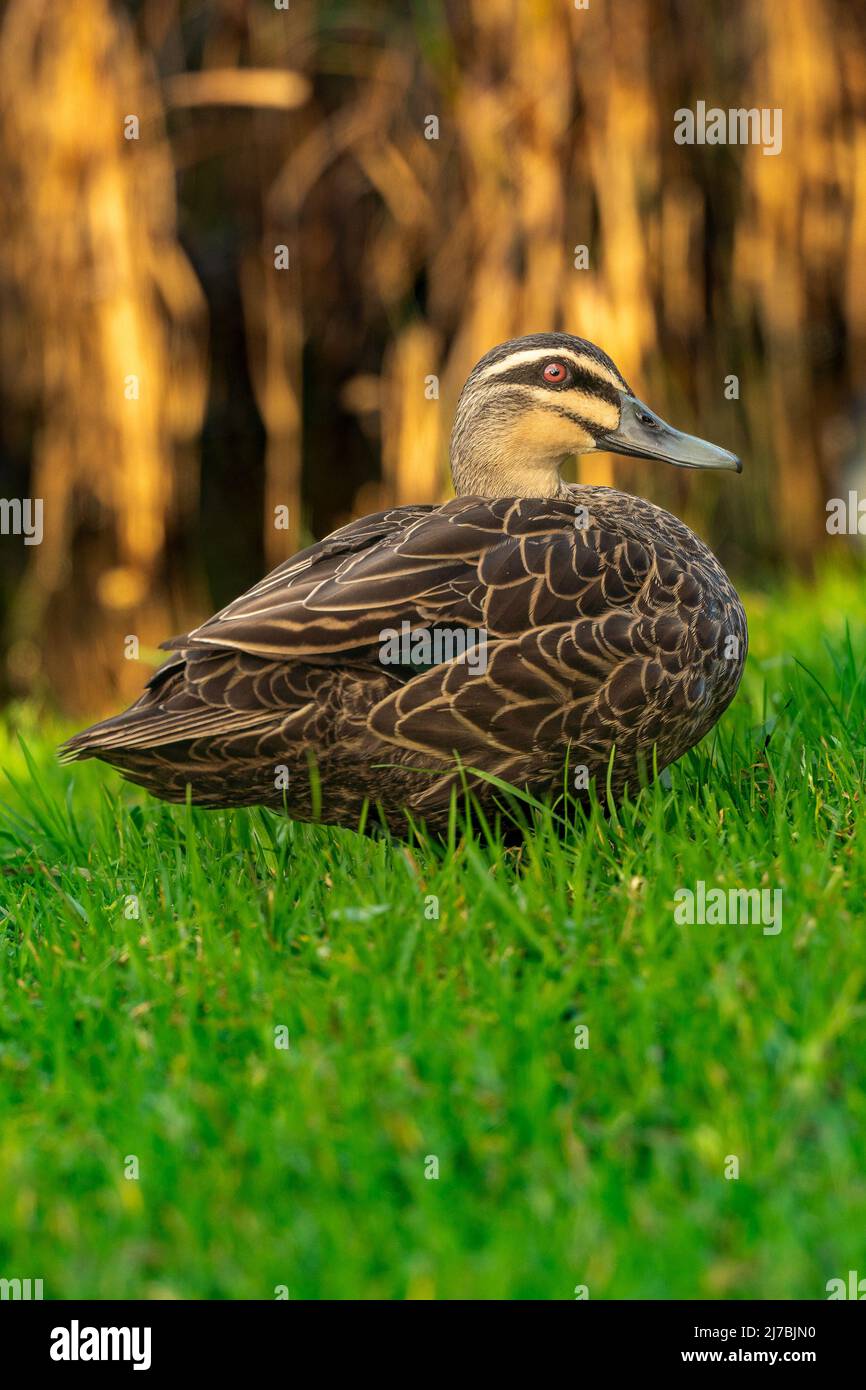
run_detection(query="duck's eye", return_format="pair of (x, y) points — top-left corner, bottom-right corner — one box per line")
(542, 361), (569, 384)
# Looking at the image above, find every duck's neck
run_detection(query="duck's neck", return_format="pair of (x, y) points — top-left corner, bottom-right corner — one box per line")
(450, 435), (570, 499)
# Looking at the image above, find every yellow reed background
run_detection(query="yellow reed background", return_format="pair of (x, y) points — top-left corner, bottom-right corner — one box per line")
(0, 0), (864, 714)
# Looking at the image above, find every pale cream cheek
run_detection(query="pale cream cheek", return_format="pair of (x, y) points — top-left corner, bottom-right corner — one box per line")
(502, 406), (614, 463)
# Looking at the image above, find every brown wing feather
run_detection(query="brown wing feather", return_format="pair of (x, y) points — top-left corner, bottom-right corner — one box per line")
(181, 496), (647, 657)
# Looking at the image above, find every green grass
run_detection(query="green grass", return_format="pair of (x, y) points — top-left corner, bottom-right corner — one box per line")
(1, 565), (866, 1300)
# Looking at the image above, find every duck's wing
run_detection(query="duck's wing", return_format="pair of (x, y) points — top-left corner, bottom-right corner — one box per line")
(64, 494), (684, 775)
(159, 504), (436, 652)
(171, 493), (665, 783)
(178, 495), (652, 658)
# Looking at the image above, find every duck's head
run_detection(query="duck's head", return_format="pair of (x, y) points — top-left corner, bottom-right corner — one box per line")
(449, 332), (741, 497)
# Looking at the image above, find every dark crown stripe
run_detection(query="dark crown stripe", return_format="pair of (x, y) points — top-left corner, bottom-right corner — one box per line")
(470, 333), (629, 389)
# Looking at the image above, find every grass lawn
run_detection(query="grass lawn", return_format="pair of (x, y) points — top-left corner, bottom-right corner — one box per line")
(1, 565), (865, 1300)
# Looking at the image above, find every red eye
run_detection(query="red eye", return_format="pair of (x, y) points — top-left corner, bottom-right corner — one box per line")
(543, 361), (568, 383)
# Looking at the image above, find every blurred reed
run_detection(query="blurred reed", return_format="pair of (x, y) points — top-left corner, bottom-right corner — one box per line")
(1, 0), (865, 713)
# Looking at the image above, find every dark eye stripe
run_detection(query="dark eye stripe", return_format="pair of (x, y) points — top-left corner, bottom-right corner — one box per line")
(489, 361), (621, 406)
(536, 401), (615, 433)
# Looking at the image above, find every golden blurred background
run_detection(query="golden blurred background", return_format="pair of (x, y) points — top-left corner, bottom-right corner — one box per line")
(1, 0), (865, 716)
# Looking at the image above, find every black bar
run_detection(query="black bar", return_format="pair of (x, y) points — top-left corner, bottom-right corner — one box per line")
(6, 1297), (864, 1375)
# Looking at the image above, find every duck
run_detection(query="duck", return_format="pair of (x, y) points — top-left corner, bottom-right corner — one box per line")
(62, 333), (747, 836)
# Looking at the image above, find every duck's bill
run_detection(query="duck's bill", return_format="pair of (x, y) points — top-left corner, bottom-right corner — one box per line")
(599, 393), (742, 473)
